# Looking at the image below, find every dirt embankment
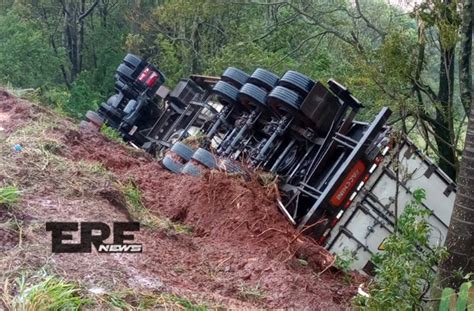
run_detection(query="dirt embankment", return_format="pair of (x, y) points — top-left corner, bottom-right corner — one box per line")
(0, 90), (362, 310)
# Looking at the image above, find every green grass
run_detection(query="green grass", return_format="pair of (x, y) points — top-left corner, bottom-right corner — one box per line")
(167, 294), (208, 311)
(3, 275), (91, 311)
(122, 179), (156, 228)
(96, 290), (207, 310)
(101, 125), (123, 144)
(0, 186), (20, 205)
(122, 179), (192, 233)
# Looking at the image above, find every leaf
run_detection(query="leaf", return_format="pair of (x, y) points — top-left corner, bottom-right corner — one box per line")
(439, 287), (455, 311)
(457, 282), (472, 311)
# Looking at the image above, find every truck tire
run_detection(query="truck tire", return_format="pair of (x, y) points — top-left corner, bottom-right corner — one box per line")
(116, 64), (135, 82)
(278, 70), (315, 97)
(85, 111), (105, 127)
(238, 83), (267, 109)
(248, 68), (279, 91)
(100, 102), (122, 119)
(123, 54), (143, 69)
(221, 67), (249, 88)
(192, 148), (217, 169)
(267, 86), (304, 114)
(170, 142), (194, 161)
(181, 162), (202, 176)
(79, 120), (99, 131)
(162, 155), (184, 173)
(212, 81), (239, 105)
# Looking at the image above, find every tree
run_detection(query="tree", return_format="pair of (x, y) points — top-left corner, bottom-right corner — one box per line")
(242, 0), (465, 179)
(436, 0), (473, 289)
(414, 0), (463, 180)
(0, 12), (60, 87)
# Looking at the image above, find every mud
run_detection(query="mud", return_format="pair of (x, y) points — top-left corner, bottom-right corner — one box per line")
(65, 132), (360, 309)
(0, 90), (34, 134)
(1, 93), (362, 310)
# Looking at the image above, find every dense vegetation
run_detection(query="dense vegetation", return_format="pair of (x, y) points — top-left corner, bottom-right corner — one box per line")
(0, 0), (470, 180)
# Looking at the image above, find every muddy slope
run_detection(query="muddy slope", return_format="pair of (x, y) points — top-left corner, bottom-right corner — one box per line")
(1, 91), (361, 310)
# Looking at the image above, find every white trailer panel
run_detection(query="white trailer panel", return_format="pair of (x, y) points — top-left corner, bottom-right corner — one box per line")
(325, 139), (455, 274)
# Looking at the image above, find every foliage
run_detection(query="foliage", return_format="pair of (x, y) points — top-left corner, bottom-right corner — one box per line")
(353, 189), (448, 310)
(439, 280), (474, 311)
(0, 12), (60, 88)
(100, 125), (123, 144)
(0, 185), (20, 206)
(334, 248), (358, 273)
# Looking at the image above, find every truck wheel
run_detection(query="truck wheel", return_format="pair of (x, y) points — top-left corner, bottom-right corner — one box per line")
(116, 63), (136, 82)
(106, 94), (120, 107)
(192, 148), (217, 169)
(248, 68), (279, 91)
(79, 120), (99, 131)
(221, 67), (249, 88)
(123, 54), (143, 69)
(162, 155), (184, 173)
(267, 86), (304, 115)
(238, 83), (268, 109)
(278, 70), (315, 97)
(181, 162), (202, 176)
(212, 81), (239, 106)
(100, 102), (122, 119)
(170, 142), (194, 161)
(85, 111), (105, 127)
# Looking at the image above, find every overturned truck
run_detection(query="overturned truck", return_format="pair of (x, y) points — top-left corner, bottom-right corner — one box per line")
(82, 54), (456, 273)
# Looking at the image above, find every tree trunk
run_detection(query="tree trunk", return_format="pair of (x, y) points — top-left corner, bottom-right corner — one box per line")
(437, 105), (474, 289)
(435, 47), (458, 180)
(459, 0), (472, 115)
(436, 0), (473, 291)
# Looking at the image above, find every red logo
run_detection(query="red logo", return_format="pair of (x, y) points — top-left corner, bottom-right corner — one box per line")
(330, 160), (366, 207)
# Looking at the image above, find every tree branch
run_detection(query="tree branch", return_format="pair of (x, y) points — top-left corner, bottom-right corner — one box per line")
(79, 0), (100, 21)
(354, 0), (386, 38)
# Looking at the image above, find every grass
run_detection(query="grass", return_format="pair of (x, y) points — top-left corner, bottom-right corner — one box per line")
(167, 294), (208, 311)
(121, 179), (193, 233)
(101, 125), (124, 144)
(1, 273), (209, 311)
(256, 171), (278, 187)
(2, 275), (91, 311)
(0, 186), (20, 205)
(78, 160), (107, 175)
(237, 283), (266, 302)
(182, 133), (209, 149)
(0, 114), (112, 199)
(93, 289), (208, 310)
(122, 179), (158, 228)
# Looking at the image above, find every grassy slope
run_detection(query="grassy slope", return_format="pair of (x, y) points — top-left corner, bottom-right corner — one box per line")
(0, 98), (210, 310)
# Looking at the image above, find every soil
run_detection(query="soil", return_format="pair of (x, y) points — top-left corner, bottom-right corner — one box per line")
(0, 91), (363, 310)
(0, 90), (34, 134)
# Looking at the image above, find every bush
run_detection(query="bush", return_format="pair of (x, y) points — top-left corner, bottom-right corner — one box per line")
(353, 189), (448, 310)
(64, 72), (102, 119)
